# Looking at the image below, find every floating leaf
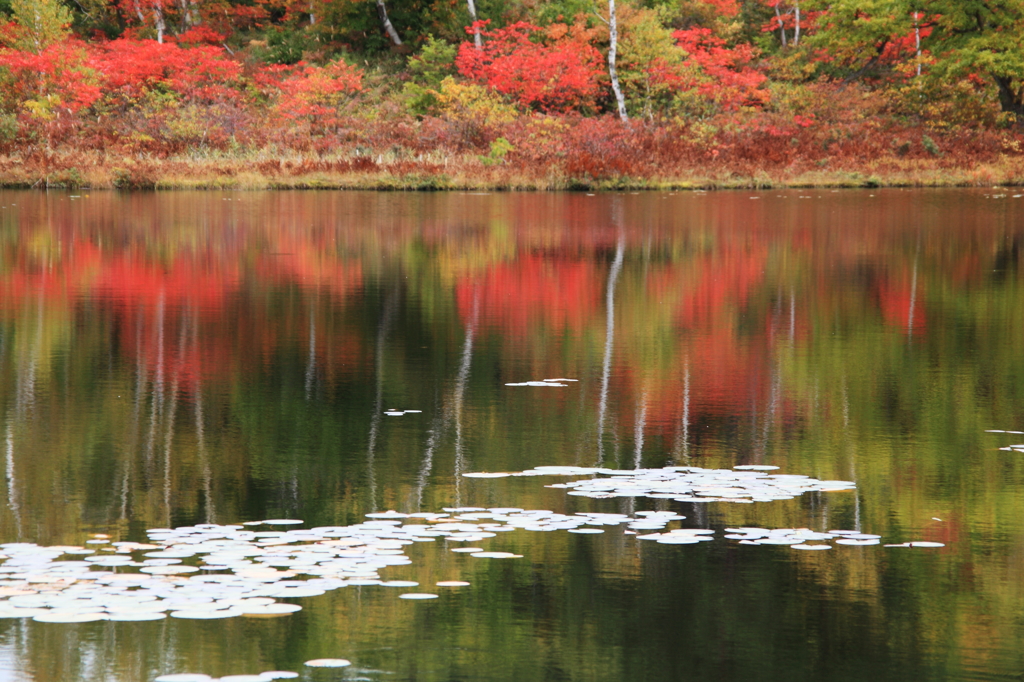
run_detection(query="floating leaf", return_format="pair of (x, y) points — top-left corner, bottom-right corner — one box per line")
(305, 659), (351, 667)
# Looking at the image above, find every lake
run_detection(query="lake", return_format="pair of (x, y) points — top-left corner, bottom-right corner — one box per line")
(0, 188), (1022, 681)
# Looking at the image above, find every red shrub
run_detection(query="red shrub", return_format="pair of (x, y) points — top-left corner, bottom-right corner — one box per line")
(456, 20), (603, 114)
(274, 60), (364, 134)
(90, 39), (242, 101)
(674, 28), (769, 110)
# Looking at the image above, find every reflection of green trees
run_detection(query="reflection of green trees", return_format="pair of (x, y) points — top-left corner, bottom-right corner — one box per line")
(0, 189), (1024, 679)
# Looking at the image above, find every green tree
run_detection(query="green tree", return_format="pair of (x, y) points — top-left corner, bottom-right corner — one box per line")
(806, 0), (1024, 120)
(10, 0), (72, 53)
(926, 0), (1024, 119)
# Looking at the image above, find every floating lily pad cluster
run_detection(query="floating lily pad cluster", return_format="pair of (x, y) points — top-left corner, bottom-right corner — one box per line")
(464, 464), (857, 503)
(0, 465), (943, 631)
(0, 508), (682, 624)
(0, 519), (464, 623)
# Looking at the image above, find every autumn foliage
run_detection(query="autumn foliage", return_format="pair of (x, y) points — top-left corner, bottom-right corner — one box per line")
(673, 28), (769, 110)
(0, 0), (1019, 188)
(455, 21), (603, 114)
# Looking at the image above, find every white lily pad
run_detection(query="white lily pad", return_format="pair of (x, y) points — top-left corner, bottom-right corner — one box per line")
(32, 612), (107, 623)
(304, 659), (351, 667)
(106, 612), (168, 621)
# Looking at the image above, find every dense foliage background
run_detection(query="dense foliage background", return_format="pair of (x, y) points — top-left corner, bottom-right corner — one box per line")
(0, 0), (1023, 187)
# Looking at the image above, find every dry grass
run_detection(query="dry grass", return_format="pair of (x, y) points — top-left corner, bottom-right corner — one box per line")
(2, 135), (1023, 192)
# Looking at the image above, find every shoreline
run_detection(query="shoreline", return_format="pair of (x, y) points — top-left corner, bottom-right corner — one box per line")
(3, 157), (1022, 191)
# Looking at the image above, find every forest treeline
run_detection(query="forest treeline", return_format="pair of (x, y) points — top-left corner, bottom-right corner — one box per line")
(1, 0), (1024, 189)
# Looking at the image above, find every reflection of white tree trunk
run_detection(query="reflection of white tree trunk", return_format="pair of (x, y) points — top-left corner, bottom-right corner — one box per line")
(305, 303), (317, 401)
(632, 391), (647, 469)
(789, 289), (796, 343)
(145, 296), (166, 470)
(596, 230), (626, 466)
(755, 368), (781, 462)
(193, 314), (214, 524)
(121, 318), (147, 521)
(366, 292), (398, 509)
(4, 423), (19, 535)
(3, 295), (43, 537)
(452, 289), (479, 508)
(672, 360), (690, 461)
(908, 255), (919, 337)
(414, 412), (445, 510)
(163, 319), (188, 527)
(415, 289), (480, 508)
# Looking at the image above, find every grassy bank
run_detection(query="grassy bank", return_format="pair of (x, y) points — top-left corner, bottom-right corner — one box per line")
(5, 146), (1024, 191)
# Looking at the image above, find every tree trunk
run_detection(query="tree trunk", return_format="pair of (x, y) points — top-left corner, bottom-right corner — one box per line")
(608, 0), (628, 122)
(153, 0), (166, 43)
(466, 0), (481, 48)
(995, 75), (1024, 121)
(178, 0), (195, 30)
(376, 0), (402, 46)
(913, 11), (921, 77)
(775, 2), (787, 47)
(793, 1), (800, 46)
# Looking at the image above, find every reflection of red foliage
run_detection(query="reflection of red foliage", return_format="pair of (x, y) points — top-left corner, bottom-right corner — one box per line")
(0, 226), (364, 388)
(657, 251), (766, 328)
(255, 245), (364, 300)
(876, 276), (926, 335)
(0, 241), (102, 304)
(94, 257), (240, 310)
(643, 249), (773, 432)
(455, 256), (599, 334)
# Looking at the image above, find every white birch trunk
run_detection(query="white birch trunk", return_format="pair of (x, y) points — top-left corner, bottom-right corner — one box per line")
(154, 0), (166, 43)
(608, 0), (628, 122)
(774, 2), (787, 47)
(793, 1), (800, 46)
(376, 0), (402, 46)
(177, 0), (194, 29)
(467, 0), (481, 48)
(914, 12), (922, 77)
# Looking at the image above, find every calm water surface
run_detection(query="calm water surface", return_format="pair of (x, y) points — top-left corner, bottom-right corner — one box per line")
(1, 189), (1023, 681)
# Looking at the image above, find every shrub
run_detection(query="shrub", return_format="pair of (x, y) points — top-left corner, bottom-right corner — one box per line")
(455, 20), (603, 114)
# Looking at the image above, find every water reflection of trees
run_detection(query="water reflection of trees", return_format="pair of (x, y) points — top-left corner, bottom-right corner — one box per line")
(0, 190), (1023, 678)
